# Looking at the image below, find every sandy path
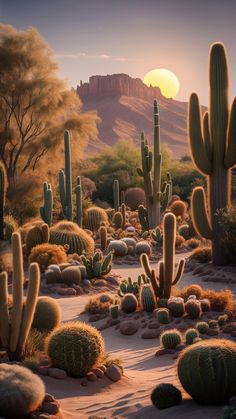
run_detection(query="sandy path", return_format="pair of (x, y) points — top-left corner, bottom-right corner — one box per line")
(44, 261), (231, 418)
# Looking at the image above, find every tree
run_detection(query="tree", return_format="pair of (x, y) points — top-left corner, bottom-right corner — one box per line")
(0, 24), (99, 195)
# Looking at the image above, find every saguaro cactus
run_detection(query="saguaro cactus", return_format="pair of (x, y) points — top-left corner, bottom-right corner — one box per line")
(40, 182), (53, 226)
(113, 179), (120, 212)
(189, 43), (236, 265)
(0, 232), (40, 361)
(59, 130), (73, 220)
(137, 100), (171, 229)
(141, 213), (185, 299)
(75, 176), (83, 227)
(0, 162), (6, 240)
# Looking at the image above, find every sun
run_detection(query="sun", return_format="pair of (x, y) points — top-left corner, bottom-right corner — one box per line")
(143, 68), (179, 99)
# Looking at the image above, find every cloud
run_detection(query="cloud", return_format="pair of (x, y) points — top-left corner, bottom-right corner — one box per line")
(55, 52), (131, 62)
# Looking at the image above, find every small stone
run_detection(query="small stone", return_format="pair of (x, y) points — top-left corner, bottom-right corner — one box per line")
(105, 364), (122, 382)
(207, 328), (219, 336)
(41, 401), (59, 415)
(81, 378), (88, 386)
(155, 348), (176, 356)
(38, 366), (49, 376)
(120, 320), (139, 335)
(223, 322), (236, 334)
(93, 279), (107, 287)
(72, 284), (83, 295)
(83, 279), (91, 287)
(107, 318), (120, 327)
(44, 393), (55, 403)
(148, 321), (159, 329)
(141, 330), (159, 339)
(48, 368), (67, 379)
(175, 343), (186, 351)
(92, 368), (104, 378)
(87, 372), (98, 382)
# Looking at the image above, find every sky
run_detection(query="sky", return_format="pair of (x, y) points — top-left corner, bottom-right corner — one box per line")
(1, 0), (236, 104)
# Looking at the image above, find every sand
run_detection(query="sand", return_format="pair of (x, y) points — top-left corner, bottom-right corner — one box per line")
(43, 261), (233, 418)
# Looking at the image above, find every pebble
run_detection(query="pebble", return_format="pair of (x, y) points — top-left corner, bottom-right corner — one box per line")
(41, 401), (59, 415)
(48, 368), (67, 379)
(92, 368), (104, 378)
(80, 378), (88, 386)
(120, 320), (139, 335)
(105, 364), (122, 382)
(141, 330), (159, 339)
(86, 372), (98, 382)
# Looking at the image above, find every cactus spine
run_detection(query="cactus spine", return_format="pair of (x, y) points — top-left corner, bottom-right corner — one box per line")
(40, 182), (53, 226)
(189, 43), (236, 265)
(0, 162), (6, 240)
(113, 179), (120, 212)
(137, 100), (171, 229)
(141, 213), (185, 299)
(75, 176), (83, 227)
(0, 232), (40, 360)
(59, 130), (73, 220)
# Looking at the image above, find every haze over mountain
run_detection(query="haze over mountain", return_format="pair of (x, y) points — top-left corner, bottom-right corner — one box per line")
(77, 73), (190, 158)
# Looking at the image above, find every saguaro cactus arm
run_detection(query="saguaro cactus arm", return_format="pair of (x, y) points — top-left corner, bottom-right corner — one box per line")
(191, 187), (213, 240)
(188, 93), (212, 175)
(225, 97), (236, 168)
(173, 258), (185, 286)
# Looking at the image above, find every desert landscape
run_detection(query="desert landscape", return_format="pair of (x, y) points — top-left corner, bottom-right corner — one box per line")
(1, 1), (236, 419)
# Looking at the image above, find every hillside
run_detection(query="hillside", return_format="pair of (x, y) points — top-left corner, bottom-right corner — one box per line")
(77, 74), (189, 157)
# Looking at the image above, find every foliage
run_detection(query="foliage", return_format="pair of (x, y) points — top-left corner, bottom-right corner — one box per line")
(29, 243), (67, 272)
(189, 247), (212, 263)
(80, 250), (113, 279)
(118, 275), (149, 297)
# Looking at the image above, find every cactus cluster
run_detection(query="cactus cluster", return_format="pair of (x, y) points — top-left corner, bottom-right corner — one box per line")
(0, 232), (40, 361)
(80, 250), (113, 279)
(119, 275), (149, 297)
(141, 213), (185, 299)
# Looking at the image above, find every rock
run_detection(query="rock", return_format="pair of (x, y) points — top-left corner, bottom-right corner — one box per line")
(223, 322), (236, 334)
(141, 330), (159, 339)
(44, 394), (55, 403)
(97, 365), (107, 373)
(37, 366), (49, 376)
(148, 321), (159, 329)
(86, 372), (98, 382)
(207, 328), (219, 336)
(81, 378), (88, 386)
(98, 323), (109, 331)
(83, 279), (91, 287)
(41, 401), (59, 415)
(155, 348), (176, 356)
(105, 364), (122, 382)
(72, 284), (83, 295)
(55, 287), (77, 296)
(48, 368), (67, 379)
(120, 320), (139, 335)
(92, 368), (104, 378)
(93, 279), (107, 287)
(105, 276), (120, 286)
(89, 313), (107, 322)
(107, 318), (120, 327)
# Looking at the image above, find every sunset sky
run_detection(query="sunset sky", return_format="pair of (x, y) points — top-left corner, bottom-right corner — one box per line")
(1, 0), (236, 104)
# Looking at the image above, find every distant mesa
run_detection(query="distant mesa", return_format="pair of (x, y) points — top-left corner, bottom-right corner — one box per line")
(77, 73), (163, 101)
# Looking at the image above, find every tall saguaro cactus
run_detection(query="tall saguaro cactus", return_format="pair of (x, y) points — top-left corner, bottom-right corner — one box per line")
(0, 232), (40, 361)
(137, 100), (171, 229)
(59, 130), (73, 220)
(141, 212), (185, 299)
(75, 176), (83, 227)
(0, 162), (6, 240)
(189, 43), (236, 265)
(113, 179), (120, 212)
(40, 182), (53, 226)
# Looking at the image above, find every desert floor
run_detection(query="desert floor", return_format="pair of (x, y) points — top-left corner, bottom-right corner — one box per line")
(43, 259), (233, 419)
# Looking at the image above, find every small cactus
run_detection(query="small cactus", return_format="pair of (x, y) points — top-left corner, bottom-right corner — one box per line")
(40, 182), (53, 226)
(135, 240), (152, 256)
(107, 240), (128, 256)
(161, 329), (182, 349)
(99, 225), (107, 250)
(80, 250), (113, 279)
(113, 211), (123, 229)
(185, 328), (199, 345)
(113, 179), (120, 212)
(218, 314), (228, 327)
(196, 321), (209, 334)
(32, 297), (61, 332)
(185, 299), (202, 319)
(61, 266), (82, 285)
(151, 383), (182, 410)
(167, 297), (185, 317)
(200, 298), (211, 312)
(139, 284), (156, 312)
(109, 305), (119, 319)
(121, 293), (138, 313)
(84, 207), (108, 232)
(209, 319), (219, 329)
(156, 308), (170, 324)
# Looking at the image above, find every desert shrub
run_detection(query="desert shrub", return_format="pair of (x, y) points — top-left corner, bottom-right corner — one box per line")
(201, 289), (234, 312)
(4, 215), (18, 240)
(186, 238), (200, 249)
(32, 297), (61, 332)
(151, 383), (182, 409)
(179, 284), (203, 301)
(170, 200), (187, 219)
(0, 364), (45, 417)
(46, 321), (105, 377)
(160, 329), (182, 349)
(124, 187), (145, 210)
(85, 297), (111, 314)
(189, 247), (212, 263)
(24, 329), (48, 358)
(28, 243), (67, 272)
(175, 234), (185, 248)
(177, 339), (236, 404)
(200, 298), (211, 312)
(50, 221), (94, 255)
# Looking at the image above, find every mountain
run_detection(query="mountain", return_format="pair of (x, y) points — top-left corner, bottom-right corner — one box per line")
(77, 73), (189, 157)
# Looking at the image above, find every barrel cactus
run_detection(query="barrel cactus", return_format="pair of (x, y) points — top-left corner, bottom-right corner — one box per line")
(107, 240), (128, 256)
(61, 266), (82, 285)
(32, 297), (61, 332)
(178, 339), (236, 404)
(46, 321), (105, 377)
(45, 264), (62, 284)
(139, 284), (156, 312)
(185, 299), (202, 319)
(26, 224), (49, 254)
(0, 364), (45, 417)
(185, 328), (199, 345)
(112, 211), (123, 229)
(135, 241), (152, 256)
(167, 297), (185, 317)
(156, 308), (170, 324)
(125, 187), (146, 210)
(196, 321), (209, 334)
(170, 200), (187, 219)
(84, 207), (108, 231)
(121, 293), (138, 314)
(161, 329), (182, 349)
(151, 383), (182, 410)
(50, 221), (94, 255)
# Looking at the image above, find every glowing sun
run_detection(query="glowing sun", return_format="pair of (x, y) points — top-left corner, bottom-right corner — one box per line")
(143, 68), (179, 99)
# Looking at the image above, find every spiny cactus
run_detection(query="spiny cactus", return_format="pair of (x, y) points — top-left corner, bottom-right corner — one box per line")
(84, 206), (108, 231)
(50, 221), (94, 255)
(170, 200), (187, 219)
(178, 339), (236, 404)
(121, 203), (126, 228)
(121, 293), (138, 313)
(59, 130), (73, 220)
(137, 100), (171, 228)
(45, 264), (62, 284)
(189, 43), (236, 265)
(80, 250), (113, 279)
(185, 328), (199, 345)
(0, 232), (40, 361)
(218, 314), (228, 327)
(40, 182), (53, 226)
(167, 297), (185, 317)
(110, 304), (119, 319)
(112, 211), (123, 229)
(185, 299), (202, 319)
(0, 364), (45, 417)
(113, 179), (120, 212)
(178, 224), (190, 240)
(121, 237), (136, 253)
(151, 383), (182, 410)
(32, 296), (61, 332)
(99, 225), (107, 250)
(0, 162), (6, 240)
(26, 223), (49, 254)
(46, 321), (105, 377)
(107, 239), (128, 256)
(156, 308), (170, 324)
(139, 284), (156, 312)
(141, 213), (185, 299)
(61, 266), (82, 285)
(196, 321), (209, 334)
(151, 226), (163, 245)
(161, 329), (182, 349)
(135, 240), (151, 256)
(75, 176), (83, 227)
